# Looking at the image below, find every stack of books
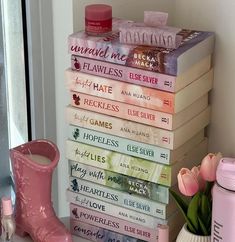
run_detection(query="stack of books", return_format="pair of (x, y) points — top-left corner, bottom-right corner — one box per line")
(65, 18), (215, 242)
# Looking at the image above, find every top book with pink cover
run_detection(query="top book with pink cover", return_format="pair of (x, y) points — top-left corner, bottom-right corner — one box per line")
(68, 19), (215, 76)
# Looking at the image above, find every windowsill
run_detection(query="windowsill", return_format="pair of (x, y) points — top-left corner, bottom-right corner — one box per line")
(14, 217), (90, 242)
(14, 234), (90, 242)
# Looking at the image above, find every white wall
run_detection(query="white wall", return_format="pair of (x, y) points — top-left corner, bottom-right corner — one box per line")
(52, 0), (73, 216)
(52, 0), (235, 216)
(174, 0), (235, 156)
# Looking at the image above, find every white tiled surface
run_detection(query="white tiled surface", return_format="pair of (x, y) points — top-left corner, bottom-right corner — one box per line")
(14, 217), (90, 242)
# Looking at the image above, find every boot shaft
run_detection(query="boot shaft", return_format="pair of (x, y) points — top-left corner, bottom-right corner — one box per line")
(9, 140), (72, 242)
(10, 139), (59, 207)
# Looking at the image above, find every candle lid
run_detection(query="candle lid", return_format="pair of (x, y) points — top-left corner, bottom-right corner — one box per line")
(85, 4), (112, 21)
(1, 197), (13, 216)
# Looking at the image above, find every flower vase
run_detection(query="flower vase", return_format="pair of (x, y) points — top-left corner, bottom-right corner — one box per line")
(176, 224), (211, 242)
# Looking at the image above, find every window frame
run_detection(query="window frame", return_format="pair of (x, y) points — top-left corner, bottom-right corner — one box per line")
(0, 1), (11, 193)
(24, 0), (58, 211)
(24, 0), (57, 142)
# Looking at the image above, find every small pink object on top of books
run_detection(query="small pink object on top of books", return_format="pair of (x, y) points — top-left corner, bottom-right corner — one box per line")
(119, 22), (183, 49)
(144, 11), (168, 27)
(85, 4), (112, 36)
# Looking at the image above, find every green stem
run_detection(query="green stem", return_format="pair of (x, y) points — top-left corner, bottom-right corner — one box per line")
(204, 181), (214, 197)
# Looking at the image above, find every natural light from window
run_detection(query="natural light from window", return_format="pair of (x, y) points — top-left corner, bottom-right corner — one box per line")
(2, 0), (28, 148)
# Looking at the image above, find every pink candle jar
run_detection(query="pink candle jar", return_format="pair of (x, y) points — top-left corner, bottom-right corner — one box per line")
(85, 4), (112, 36)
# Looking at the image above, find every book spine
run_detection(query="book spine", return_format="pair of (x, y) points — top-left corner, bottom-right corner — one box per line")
(66, 69), (175, 113)
(66, 105), (210, 150)
(68, 125), (171, 164)
(69, 203), (158, 242)
(66, 139), (172, 186)
(70, 91), (174, 130)
(69, 176), (171, 219)
(66, 138), (208, 186)
(68, 31), (170, 74)
(71, 55), (176, 92)
(70, 219), (145, 242)
(69, 160), (170, 204)
(67, 190), (167, 229)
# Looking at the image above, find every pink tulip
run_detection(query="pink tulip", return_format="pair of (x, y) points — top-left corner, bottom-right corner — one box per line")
(200, 152), (222, 182)
(191, 166), (200, 177)
(191, 166), (206, 191)
(177, 168), (199, 196)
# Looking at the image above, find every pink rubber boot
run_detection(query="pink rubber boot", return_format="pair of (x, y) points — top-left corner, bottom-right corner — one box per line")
(10, 139), (72, 242)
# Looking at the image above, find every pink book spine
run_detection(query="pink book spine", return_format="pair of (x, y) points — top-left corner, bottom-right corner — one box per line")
(66, 69), (175, 113)
(70, 203), (158, 242)
(70, 91), (173, 130)
(71, 55), (176, 92)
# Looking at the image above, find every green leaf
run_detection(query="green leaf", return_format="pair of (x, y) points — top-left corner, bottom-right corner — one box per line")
(198, 215), (209, 236)
(200, 194), (211, 224)
(206, 212), (212, 233)
(170, 190), (197, 234)
(187, 193), (200, 232)
(170, 190), (188, 213)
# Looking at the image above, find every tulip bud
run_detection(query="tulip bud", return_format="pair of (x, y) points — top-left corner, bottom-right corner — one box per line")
(177, 168), (199, 196)
(191, 165), (206, 191)
(191, 165), (200, 177)
(200, 152), (222, 182)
